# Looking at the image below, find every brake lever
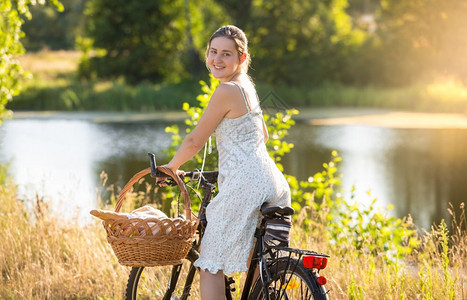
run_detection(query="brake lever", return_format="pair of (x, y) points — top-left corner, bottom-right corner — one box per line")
(156, 179), (177, 186)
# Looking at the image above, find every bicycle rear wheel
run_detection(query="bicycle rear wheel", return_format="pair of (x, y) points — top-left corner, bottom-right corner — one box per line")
(250, 258), (328, 300)
(125, 263), (197, 300)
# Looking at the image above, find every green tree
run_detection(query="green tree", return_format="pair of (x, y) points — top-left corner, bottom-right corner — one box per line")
(81, 0), (228, 83)
(213, 0), (253, 30)
(372, 0), (467, 85)
(21, 0), (86, 51)
(0, 0), (63, 124)
(81, 0), (186, 83)
(247, 0), (366, 85)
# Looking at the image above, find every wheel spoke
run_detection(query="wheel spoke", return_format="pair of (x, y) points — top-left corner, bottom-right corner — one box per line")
(125, 264), (197, 300)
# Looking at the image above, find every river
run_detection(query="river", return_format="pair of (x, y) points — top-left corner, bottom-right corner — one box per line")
(1, 111), (466, 229)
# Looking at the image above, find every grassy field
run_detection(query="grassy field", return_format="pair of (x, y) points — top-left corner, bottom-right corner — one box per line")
(11, 50), (201, 111)
(9, 50), (467, 113)
(1, 163), (466, 299)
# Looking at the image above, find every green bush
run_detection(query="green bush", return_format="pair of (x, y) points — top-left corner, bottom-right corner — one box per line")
(164, 75), (419, 262)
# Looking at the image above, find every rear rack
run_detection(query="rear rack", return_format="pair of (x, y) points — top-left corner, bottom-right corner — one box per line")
(268, 246), (331, 258)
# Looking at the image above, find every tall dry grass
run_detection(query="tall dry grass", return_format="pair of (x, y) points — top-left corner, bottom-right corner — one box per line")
(291, 203), (467, 299)
(0, 176), (129, 299)
(1, 169), (466, 299)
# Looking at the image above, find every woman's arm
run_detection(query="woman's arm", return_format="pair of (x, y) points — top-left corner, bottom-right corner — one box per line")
(165, 85), (233, 171)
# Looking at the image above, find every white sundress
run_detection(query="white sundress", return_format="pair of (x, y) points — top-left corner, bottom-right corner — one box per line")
(193, 81), (291, 275)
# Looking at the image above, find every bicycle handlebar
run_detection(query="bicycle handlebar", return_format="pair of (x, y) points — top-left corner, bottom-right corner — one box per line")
(147, 152), (218, 184)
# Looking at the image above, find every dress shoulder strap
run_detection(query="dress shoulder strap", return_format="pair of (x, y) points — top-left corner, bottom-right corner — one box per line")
(230, 81), (251, 112)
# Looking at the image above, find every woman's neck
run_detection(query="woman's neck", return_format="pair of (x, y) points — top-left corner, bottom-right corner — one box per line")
(220, 71), (243, 83)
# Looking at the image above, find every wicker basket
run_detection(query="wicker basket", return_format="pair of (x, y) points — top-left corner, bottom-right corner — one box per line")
(102, 166), (198, 267)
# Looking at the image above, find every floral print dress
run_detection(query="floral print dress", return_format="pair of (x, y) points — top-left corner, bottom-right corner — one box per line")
(193, 82), (291, 275)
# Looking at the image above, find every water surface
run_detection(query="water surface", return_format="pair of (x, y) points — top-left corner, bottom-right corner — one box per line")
(1, 117), (466, 228)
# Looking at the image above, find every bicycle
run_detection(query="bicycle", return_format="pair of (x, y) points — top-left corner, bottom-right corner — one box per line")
(125, 153), (330, 299)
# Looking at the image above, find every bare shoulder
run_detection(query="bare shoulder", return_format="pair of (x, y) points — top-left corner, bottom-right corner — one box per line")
(214, 82), (239, 95)
(210, 82), (243, 103)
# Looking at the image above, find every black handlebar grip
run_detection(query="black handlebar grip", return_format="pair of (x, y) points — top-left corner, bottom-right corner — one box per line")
(148, 152), (158, 178)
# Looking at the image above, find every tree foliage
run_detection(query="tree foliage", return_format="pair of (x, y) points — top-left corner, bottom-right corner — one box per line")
(373, 0), (467, 85)
(81, 0), (366, 86)
(21, 0), (85, 51)
(247, 0), (366, 85)
(81, 0), (186, 83)
(0, 0), (63, 124)
(213, 0), (252, 30)
(76, 0), (467, 87)
(80, 0), (228, 83)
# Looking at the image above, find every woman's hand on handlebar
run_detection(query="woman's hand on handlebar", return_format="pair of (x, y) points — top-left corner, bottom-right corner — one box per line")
(156, 164), (185, 186)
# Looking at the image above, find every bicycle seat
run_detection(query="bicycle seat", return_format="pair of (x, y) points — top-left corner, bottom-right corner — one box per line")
(260, 203), (294, 218)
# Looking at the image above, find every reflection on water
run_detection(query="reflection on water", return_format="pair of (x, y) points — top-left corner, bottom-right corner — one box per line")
(0, 119), (171, 223)
(0, 118), (466, 228)
(283, 124), (467, 228)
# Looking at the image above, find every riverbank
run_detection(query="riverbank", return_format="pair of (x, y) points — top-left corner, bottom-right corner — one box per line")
(9, 50), (467, 113)
(11, 108), (467, 129)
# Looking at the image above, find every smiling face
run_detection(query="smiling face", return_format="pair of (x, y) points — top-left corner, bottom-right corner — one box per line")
(207, 37), (244, 83)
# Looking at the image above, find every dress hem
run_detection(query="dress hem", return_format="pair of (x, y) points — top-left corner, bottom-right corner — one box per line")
(193, 258), (248, 275)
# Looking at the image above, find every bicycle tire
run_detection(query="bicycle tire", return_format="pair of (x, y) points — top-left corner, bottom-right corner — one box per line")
(249, 258), (328, 300)
(125, 264), (196, 300)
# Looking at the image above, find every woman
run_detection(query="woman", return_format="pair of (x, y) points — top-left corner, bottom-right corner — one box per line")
(160, 25), (291, 299)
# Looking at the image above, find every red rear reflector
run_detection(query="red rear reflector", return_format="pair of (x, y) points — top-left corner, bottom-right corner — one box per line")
(317, 276), (327, 285)
(303, 256), (328, 269)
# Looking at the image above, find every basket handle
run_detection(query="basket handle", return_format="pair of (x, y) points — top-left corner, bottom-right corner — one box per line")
(114, 166), (193, 221)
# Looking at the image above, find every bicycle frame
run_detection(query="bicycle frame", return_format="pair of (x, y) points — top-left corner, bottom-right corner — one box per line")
(150, 168), (328, 299)
(241, 227), (263, 300)
(160, 209), (313, 300)
(160, 218), (263, 300)
(159, 183), (292, 300)
(159, 173), (262, 300)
